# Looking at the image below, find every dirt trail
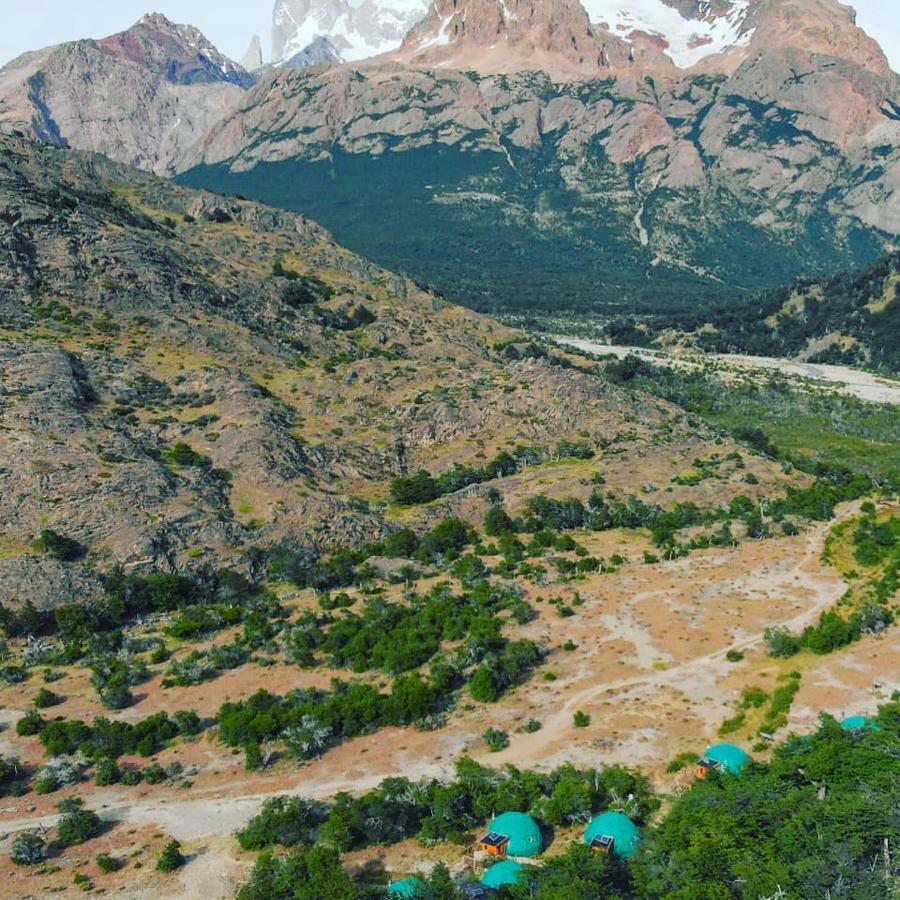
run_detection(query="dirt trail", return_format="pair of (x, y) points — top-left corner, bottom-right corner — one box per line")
(491, 511), (848, 766)
(555, 338), (900, 406)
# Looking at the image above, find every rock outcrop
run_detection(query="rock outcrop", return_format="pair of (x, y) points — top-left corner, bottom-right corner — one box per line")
(241, 34), (265, 71)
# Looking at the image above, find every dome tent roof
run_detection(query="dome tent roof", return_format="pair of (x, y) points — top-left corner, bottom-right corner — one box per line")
(388, 876), (426, 898)
(841, 715), (880, 732)
(482, 859), (526, 888)
(704, 742), (751, 775)
(584, 811), (641, 859)
(485, 811), (543, 857)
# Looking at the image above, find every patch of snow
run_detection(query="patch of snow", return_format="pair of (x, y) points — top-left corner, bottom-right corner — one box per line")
(580, 0), (755, 68)
(274, 0), (431, 64)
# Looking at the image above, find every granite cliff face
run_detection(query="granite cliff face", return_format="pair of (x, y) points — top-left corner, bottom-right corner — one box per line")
(178, 0), (900, 312)
(0, 15), (253, 175)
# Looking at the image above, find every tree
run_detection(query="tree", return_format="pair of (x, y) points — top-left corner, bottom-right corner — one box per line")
(484, 506), (516, 536)
(238, 846), (357, 900)
(157, 840), (186, 872)
(391, 472), (440, 505)
(428, 863), (463, 899)
(56, 797), (102, 845)
(11, 830), (46, 866)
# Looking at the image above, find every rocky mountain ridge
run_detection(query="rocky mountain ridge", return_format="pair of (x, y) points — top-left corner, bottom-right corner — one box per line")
(0, 14), (254, 175)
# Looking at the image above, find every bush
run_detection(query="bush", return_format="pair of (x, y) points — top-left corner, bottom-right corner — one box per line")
(238, 797), (326, 851)
(765, 627), (800, 659)
(34, 688), (62, 709)
(390, 471), (441, 505)
(57, 797), (102, 845)
(16, 709), (46, 736)
(32, 529), (86, 562)
(573, 711), (591, 728)
(163, 443), (210, 468)
(483, 728), (510, 752)
(726, 649), (745, 663)
(96, 853), (124, 873)
(666, 752), (699, 774)
(95, 757), (121, 786)
(484, 506), (516, 536)
(157, 840), (186, 872)
(0, 756), (25, 796)
(10, 830), (46, 866)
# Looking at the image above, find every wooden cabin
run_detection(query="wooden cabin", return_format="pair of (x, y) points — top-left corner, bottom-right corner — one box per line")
(588, 833), (615, 855)
(478, 831), (510, 858)
(694, 757), (722, 779)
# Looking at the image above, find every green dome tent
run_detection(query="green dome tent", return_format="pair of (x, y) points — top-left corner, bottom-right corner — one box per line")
(701, 742), (751, 776)
(584, 811), (641, 859)
(388, 876), (426, 898)
(841, 715), (880, 733)
(482, 860), (526, 889)
(483, 811), (543, 858)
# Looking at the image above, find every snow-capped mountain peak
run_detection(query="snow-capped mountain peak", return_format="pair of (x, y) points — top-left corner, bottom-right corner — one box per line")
(580, 0), (756, 68)
(272, 0), (431, 64)
(271, 0), (760, 72)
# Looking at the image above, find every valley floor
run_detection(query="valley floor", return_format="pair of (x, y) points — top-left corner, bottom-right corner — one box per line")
(555, 339), (900, 407)
(1, 504), (895, 898)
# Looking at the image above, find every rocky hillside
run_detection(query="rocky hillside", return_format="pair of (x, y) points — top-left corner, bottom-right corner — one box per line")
(178, 0), (900, 314)
(3, 132), (788, 609)
(0, 15), (254, 175)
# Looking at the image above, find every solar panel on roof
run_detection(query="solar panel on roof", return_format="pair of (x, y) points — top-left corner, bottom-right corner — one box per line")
(480, 832), (509, 847)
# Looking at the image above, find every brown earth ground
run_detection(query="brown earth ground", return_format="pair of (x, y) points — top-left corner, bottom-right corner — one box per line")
(0, 503), (896, 898)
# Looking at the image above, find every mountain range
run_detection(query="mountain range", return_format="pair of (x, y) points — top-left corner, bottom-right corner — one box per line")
(0, 1), (898, 313)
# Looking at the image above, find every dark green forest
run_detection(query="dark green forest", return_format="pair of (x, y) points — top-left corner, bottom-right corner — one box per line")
(605, 252), (900, 375)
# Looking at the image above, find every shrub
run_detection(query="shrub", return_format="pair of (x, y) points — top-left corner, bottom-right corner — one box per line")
(390, 472), (440, 505)
(484, 506), (516, 537)
(666, 752), (699, 774)
(157, 840), (186, 872)
(10, 830), (46, 866)
(483, 728), (510, 752)
(95, 757), (121, 786)
(0, 756), (25, 795)
(34, 688), (62, 709)
(573, 711), (591, 728)
(16, 709), (46, 736)
(726, 649), (745, 663)
(765, 627), (800, 659)
(163, 443), (210, 468)
(96, 853), (124, 873)
(32, 529), (86, 562)
(57, 797), (102, 845)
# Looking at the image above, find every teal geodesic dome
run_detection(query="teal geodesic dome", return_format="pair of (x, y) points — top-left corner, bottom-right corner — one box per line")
(485, 811), (543, 857)
(584, 811), (641, 859)
(388, 876), (426, 898)
(482, 860), (526, 889)
(841, 715), (880, 733)
(704, 743), (751, 776)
